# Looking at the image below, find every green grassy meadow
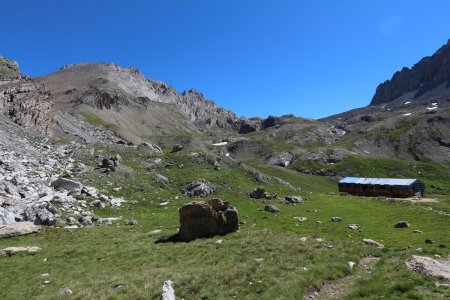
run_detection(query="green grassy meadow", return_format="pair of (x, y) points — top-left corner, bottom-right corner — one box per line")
(0, 146), (449, 299)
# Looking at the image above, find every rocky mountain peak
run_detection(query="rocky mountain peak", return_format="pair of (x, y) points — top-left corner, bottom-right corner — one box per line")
(370, 39), (450, 106)
(38, 62), (239, 126)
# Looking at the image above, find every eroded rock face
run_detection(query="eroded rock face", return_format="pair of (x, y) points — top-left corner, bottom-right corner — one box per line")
(178, 198), (239, 241)
(0, 56), (54, 134)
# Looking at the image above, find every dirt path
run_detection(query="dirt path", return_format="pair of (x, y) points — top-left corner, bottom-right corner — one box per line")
(304, 256), (379, 299)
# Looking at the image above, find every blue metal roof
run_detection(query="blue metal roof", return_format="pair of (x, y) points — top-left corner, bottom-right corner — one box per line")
(339, 177), (418, 186)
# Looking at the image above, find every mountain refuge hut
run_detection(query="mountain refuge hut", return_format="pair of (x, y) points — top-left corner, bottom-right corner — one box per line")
(338, 177), (425, 198)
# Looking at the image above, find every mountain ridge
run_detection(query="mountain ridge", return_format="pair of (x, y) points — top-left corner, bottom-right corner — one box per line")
(370, 39), (450, 106)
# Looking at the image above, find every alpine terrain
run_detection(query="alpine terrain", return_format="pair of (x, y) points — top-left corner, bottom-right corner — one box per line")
(0, 40), (449, 299)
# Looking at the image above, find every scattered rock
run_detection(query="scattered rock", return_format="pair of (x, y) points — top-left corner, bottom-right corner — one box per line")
(0, 246), (41, 256)
(405, 255), (450, 281)
(294, 217), (307, 222)
(91, 200), (105, 208)
(413, 230), (423, 234)
(125, 219), (138, 225)
(439, 244), (447, 248)
(284, 196), (304, 204)
(155, 173), (170, 185)
(66, 216), (78, 226)
(99, 154), (122, 172)
(395, 221), (410, 228)
(331, 217), (342, 222)
(78, 215), (93, 226)
(180, 179), (214, 198)
(161, 280), (175, 300)
(178, 198), (239, 242)
(249, 187), (277, 199)
(59, 288), (73, 295)
(141, 142), (162, 153)
(172, 144), (183, 153)
(363, 238), (385, 248)
(425, 239), (434, 244)
(264, 205), (279, 213)
(348, 261), (356, 270)
(142, 158), (162, 171)
(348, 224), (360, 230)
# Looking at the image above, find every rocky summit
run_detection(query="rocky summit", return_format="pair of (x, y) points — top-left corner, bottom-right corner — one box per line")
(0, 39), (450, 299)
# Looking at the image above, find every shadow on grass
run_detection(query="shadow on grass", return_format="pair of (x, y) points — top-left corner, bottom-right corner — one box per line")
(155, 233), (181, 244)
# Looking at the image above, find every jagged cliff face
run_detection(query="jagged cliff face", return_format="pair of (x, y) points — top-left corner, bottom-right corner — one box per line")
(370, 39), (450, 106)
(0, 57), (54, 134)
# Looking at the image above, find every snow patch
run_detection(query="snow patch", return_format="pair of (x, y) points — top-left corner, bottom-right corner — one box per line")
(403, 113), (412, 116)
(212, 142), (228, 146)
(426, 106), (438, 110)
(404, 101), (411, 105)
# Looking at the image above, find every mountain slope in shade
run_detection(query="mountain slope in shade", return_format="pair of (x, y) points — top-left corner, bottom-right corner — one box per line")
(370, 39), (450, 106)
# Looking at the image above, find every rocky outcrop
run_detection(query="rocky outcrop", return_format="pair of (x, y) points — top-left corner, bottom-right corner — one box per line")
(370, 39), (450, 106)
(266, 152), (293, 167)
(178, 198), (239, 241)
(294, 148), (354, 164)
(405, 255), (450, 282)
(181, 179), (214, 198)
(0, 56), (54, 134)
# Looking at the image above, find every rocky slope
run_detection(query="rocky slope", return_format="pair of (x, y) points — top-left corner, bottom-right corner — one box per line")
(36, 63), (242, 143)
(370, 39), (450, 106)
(0, 56), (54, 134)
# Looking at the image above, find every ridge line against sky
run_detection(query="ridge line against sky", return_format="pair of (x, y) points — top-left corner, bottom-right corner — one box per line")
(2, 0), (450, 119)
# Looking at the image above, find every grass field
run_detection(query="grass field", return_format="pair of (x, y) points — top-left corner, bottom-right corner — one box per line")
(0, 146), (449, 299)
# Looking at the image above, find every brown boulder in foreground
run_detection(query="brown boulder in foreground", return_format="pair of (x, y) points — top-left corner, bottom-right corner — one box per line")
(178, 199), (239, 241)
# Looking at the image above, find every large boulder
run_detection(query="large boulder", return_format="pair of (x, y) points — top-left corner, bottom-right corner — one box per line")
(178, 199), (239, 241)
(181, 179), (214, 198)
(51, 178), (82, 195)
(0, 222), (40, 239)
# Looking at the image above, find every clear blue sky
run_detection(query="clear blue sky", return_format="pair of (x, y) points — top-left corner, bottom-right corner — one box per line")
(2, 0), (449, 119)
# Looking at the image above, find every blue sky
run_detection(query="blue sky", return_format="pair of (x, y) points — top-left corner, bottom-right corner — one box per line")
(2, 0), (449, 119)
